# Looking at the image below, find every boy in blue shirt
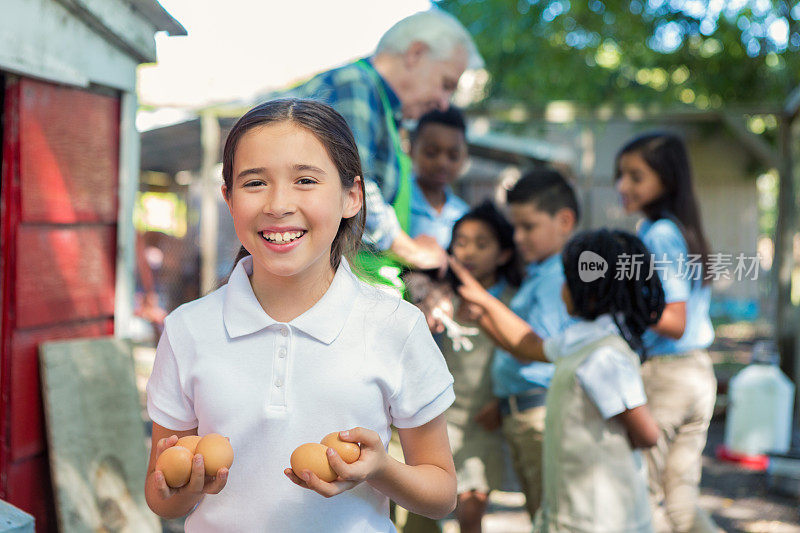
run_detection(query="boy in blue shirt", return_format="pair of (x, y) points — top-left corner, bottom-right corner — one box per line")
(408, 106), (470, 249)
(452, 169), (579, 522)
(397, 107), (472, 533)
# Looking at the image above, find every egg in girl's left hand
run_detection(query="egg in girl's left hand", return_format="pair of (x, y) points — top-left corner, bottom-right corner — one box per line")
(320, 432), (361, 464)
(290, 443), (337, 482)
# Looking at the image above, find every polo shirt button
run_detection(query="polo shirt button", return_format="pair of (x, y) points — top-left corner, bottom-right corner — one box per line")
(280, 327), (288, 337)
(278, 348), (287, 358)
(275, 379), (283, 387)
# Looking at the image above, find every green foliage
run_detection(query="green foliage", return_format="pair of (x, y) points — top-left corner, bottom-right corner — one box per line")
(438, 0), (800, 109)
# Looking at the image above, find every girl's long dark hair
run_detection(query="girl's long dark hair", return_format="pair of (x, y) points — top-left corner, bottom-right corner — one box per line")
(222, 98), (366, 273)
(449, 200), (523, 287)
(615, 132), (711, 285)
(562, 229), (666, 360)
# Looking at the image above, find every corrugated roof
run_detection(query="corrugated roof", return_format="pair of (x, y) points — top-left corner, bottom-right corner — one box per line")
(129, 0), (186, 35)
(139, 116), (567, 175)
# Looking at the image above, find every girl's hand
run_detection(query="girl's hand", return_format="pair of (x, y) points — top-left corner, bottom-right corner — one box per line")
(411, 235), (448, 274)
(448, 257), (492, 309)
(455, 300), (484, 323)
(283, 427), (389, 498)
(421, 287), (454, 334)
(151, 435), (228, 500)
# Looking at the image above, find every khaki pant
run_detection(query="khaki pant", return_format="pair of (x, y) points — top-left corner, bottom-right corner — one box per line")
(502, 404), (546, 522)
(640, 350), (719, 533)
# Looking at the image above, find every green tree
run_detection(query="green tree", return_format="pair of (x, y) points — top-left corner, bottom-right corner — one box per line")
(438, 0), (800, 109)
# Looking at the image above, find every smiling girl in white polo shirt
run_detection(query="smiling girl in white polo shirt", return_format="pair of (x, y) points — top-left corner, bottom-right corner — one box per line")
(144, 99), (457, 532)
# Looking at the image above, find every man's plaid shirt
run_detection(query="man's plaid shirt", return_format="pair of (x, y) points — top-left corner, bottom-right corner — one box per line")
(284, 58), (404, 251)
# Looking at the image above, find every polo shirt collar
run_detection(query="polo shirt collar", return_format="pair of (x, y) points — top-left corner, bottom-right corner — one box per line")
(558, 314), (620, 354)
(411, 176), (458, 217)
(223, 256), (360, 344)
(291, 259), (360, 344)
(525, 253), (562, 279)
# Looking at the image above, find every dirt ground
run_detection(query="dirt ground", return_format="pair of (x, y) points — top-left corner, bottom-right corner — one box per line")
(700, 419), (799, 533)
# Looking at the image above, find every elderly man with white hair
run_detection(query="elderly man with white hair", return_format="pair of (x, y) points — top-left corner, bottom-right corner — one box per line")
(287, 9), (483, 288)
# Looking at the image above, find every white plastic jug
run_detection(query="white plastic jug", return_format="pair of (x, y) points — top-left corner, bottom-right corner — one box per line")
(724, 341), (795, 456)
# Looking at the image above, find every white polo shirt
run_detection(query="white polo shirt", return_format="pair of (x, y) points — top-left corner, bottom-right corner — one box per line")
(146, 256), (454, 532)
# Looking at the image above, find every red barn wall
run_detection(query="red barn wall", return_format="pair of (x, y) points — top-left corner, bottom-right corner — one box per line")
(1, 76), (119, 532)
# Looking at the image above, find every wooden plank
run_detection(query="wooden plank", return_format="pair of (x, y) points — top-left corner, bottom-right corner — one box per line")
(9, 319), (113, 462)
(15, 225), (116, 329)
(19, 78), (119, 224)
(39, 337), (159, 533)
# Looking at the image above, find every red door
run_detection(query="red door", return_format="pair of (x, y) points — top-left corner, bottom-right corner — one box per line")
(0, 76), (120, 532)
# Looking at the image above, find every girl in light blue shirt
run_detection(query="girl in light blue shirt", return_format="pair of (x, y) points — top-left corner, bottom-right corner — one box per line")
(615, 132), (718, 533)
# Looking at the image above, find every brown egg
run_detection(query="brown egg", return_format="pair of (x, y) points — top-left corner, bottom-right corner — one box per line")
(290, 443), (337, 482)
(155, 445), (193, 488)
(195, 433), (234, 477)
(320, 432), (361, 464)
(176, 435), (202, 454)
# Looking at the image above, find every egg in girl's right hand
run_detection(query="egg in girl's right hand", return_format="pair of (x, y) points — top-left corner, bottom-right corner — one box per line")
(155, 445), (193, 488)
(290, 443), (337, 482)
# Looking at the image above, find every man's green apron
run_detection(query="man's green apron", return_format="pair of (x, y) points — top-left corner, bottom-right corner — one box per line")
(351, 59), (412, 292)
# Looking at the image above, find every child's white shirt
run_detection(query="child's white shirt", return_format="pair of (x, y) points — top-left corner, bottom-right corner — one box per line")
(536, 315), (653, 533)
(146, 256), (455, 532)
(543, 314), (647, 418)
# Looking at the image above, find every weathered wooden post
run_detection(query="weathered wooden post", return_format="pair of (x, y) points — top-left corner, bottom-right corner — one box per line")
(199, 110), (221, 295)
(775, 85), (800, 424)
